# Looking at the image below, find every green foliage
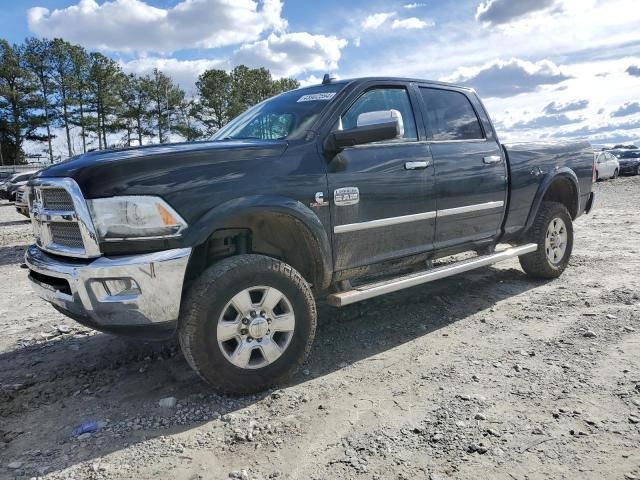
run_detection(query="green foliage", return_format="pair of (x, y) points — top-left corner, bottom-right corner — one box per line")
(196, 66), (299, 135)
(0, 35), (303, 163)
(0, 39), (42, 164)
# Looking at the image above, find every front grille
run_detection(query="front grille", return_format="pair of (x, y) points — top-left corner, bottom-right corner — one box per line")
(49, 222), (84, 249)
(29, 180), (99, 258)
(42, 189), (74, 210)
(15, 190), (24, 203)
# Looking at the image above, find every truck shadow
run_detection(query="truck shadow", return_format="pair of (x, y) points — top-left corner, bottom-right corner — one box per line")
(0, 219), (31, 227)
(0, 265), (547, 476)
(0, 244), (29, 267)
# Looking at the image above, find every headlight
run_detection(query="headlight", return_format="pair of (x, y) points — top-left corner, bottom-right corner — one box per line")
(87, 196), (187, 240)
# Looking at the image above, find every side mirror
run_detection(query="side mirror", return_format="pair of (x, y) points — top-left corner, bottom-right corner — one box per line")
(325, 109), (404, 153)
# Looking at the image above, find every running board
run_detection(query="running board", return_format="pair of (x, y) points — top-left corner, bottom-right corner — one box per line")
(326, 243), (538, 307)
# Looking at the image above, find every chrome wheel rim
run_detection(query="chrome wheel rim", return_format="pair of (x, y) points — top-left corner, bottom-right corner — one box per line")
(217, 286), (295, 369)
(545, 217), (568, 265)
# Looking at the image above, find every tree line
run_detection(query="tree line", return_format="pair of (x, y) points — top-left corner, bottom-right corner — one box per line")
(0, 37), (299, 165)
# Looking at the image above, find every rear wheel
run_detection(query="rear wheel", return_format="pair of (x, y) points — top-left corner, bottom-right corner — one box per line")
(179, 254), (316, 393)
(519, 201), (573, 279)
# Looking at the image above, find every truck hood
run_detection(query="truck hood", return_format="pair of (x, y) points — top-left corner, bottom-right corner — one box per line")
(32, 139), (288, 198)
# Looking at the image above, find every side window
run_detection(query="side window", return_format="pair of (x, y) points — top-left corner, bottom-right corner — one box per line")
(419, 87), (484, 141)
(341, 87), (418, 141)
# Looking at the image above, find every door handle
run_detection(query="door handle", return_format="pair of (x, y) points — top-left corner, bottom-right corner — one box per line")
(405, 160), (431, 170)
(483, 155), (502, 165)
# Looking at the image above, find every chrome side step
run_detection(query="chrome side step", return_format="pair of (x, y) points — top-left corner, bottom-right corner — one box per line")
(326, 243), (538, 307)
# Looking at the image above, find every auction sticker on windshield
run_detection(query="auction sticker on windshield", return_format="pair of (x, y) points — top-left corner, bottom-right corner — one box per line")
(297, 92), (336, 102)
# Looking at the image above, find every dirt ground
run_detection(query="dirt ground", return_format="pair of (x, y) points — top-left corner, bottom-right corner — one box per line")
(1, 177), (639, 480)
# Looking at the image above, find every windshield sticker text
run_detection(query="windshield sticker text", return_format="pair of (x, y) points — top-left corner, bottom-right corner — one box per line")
(297, 92), (336, 102)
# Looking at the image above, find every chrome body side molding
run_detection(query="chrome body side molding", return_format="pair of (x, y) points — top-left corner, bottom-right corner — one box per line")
(333, 201), (504, 234)
(334, 211), (437, 234)
(437, 201), (504, 218)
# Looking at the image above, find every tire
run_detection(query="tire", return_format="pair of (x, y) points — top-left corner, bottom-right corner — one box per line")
(519, 201), (573, 279)
(178, 254), (316, 394)
(613, 169), (619, 179)
(595, 171), (600, 181)
(636, 165), (640, 176)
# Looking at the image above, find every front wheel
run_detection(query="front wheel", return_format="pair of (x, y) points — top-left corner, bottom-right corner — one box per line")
(613, 169), (619, 179)
(179, 254), (317, 393)
(519, 201), (573, 279)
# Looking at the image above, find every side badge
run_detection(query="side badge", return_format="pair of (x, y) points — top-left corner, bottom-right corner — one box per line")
(334, 187), (359, 206)
(311, 191), (329, 208)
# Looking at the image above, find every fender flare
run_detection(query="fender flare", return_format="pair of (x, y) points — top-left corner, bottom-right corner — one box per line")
(524, 167), (580, 231)
(183, 195), (333, 289)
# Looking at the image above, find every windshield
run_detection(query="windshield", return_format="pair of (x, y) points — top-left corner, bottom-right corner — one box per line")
(11, 173), (32, 182)
(212, 84), (346, 141)
(612, 150), (640, 159)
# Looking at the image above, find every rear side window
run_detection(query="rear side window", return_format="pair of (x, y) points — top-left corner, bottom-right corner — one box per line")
(419, 88), (484, 141)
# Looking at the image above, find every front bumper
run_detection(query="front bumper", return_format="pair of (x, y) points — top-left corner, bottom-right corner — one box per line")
(25, 245), (192, 339)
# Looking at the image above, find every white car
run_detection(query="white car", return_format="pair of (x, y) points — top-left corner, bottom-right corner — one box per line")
(595, 151), (620, 180)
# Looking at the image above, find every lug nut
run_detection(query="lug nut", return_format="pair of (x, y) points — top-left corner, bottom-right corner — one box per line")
(247, 336), (253, 342)
(257, 338), (262, 342)
(242, 318), (249, 325)
(260, 310), (266, 316)
(250, 311), (257, 317)
(267, 318), (272, 324)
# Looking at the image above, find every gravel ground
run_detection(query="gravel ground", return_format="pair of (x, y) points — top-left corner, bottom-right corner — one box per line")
(1, 177), (639, 480)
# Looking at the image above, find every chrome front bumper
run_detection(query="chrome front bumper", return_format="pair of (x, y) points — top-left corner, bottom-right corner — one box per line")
(25, 245), (192, 338)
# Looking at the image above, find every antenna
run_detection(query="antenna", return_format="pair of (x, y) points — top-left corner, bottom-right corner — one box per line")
(322, 73), (335, 85)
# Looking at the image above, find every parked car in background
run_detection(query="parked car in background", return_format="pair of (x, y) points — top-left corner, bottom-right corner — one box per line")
(0, 171), (15, 183)
(0, 171), (37, 201)
(14, 185), (29, 217)
(594, 150), (619, 180)
(610, 149), (640, 175)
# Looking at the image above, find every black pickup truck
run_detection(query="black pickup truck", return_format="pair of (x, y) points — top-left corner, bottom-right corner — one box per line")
(25, 77), (595, 393)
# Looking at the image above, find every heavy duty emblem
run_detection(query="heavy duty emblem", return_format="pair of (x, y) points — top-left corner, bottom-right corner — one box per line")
(310, 191), (329, 207)
(334, 187), (359, 206)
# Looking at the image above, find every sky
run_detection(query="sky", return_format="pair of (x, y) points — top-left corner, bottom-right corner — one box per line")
(2, 0), (640, 152)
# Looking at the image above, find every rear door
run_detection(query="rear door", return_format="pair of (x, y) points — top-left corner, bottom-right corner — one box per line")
(325, 83), (437, 271)
(417, 86), (507, 249)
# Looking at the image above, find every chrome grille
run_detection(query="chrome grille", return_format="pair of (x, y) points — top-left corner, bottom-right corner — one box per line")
(42, 189), (74, 210)
(29, 179), (100, 258)
(49, 222), (84, 249)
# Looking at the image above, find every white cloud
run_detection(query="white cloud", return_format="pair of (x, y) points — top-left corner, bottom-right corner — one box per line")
(27, 0), (287, 53)
(403, 3), (426, 8)
(391, 17), (433, 29)
(476, 0), (558, 27)
(121, 57), (227, 91)
(447, 58), (571, 98)
(361, 12), (396, 30)
(232, 32), (348, 78)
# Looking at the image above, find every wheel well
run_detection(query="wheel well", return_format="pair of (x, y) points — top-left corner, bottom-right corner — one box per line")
(185, 211), (327, 291)
(542, 176), (578, 219)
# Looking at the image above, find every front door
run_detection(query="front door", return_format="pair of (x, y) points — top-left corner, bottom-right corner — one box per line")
(326, 84), (437, 271)
(417, 86), (508, 249)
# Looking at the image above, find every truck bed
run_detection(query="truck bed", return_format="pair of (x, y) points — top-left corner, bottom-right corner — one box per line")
(501, 139), (593, 239)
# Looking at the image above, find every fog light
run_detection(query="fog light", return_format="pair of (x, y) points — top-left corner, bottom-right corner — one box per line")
(102, 278), (141, 297)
